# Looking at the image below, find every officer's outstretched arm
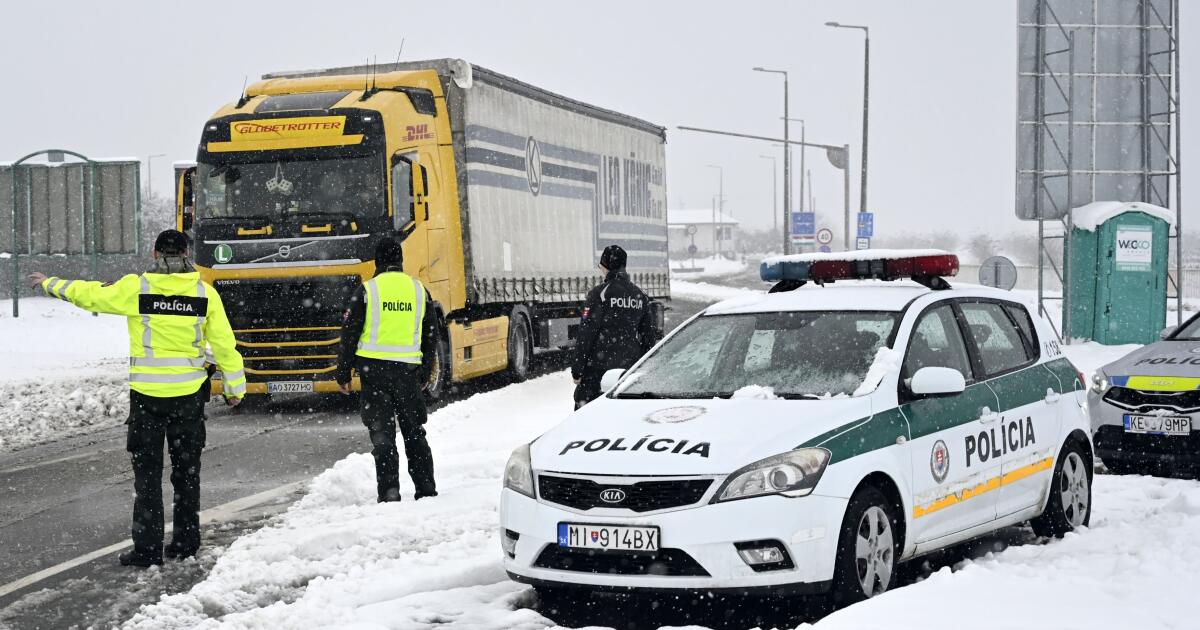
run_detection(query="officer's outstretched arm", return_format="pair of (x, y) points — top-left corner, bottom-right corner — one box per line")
(40, 275), (140, 316)
(203, 287), (247, 398)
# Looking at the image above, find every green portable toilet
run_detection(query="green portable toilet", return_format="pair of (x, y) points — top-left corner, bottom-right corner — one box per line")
(1066, 201), (1174, 345)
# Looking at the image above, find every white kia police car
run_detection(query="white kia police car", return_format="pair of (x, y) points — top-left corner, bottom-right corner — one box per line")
(501, 251), (1092, 604)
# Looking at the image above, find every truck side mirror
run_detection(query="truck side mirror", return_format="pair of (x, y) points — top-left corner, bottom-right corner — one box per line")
(390, 157), (415, 231)
(178, 167), (195, 232)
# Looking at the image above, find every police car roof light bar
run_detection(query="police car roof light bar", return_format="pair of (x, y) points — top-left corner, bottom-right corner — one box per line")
(759, 250), (959, 292)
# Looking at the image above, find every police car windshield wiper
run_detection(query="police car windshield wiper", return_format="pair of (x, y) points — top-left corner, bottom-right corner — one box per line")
(614, 391), (668, 399)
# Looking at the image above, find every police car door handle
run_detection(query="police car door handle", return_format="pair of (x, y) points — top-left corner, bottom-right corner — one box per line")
(978, 407), (998, 424)
(1044, 389), (1061, 404)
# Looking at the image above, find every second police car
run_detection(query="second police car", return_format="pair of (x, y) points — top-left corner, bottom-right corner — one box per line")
(501, 250), (1092, 604)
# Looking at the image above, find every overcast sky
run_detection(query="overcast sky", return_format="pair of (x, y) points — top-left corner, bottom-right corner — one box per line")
(1, 0), (1192, 240)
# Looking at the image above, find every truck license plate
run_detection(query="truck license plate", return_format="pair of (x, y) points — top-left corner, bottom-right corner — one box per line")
(267, 381), (314, 394)
(557, 523), (659, 552)
(1123, 414), (1191, 436)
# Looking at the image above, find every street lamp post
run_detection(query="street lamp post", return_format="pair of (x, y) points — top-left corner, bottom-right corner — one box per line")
(753, 67), (790, 254)
(826, 22), (870, 216)
(759, 155), (778, 232)
(781, 118), (806, 216)
(146, 153), (166, 202)
(706, 164), (723, 256)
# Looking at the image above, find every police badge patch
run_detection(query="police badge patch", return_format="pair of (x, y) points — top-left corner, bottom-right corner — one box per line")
(930, 440), (950, 483)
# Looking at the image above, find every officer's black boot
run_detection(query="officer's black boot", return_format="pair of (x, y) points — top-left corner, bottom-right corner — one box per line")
(119, 550), (163, 567)
(165, 541), (198, 560)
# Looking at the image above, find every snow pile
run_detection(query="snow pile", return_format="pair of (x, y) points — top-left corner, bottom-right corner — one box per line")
(813, 475), (1200, 629)
(730, 385), (778, 400)
(0, 297), (130, 451)
(1071, 201), (1175, 231)
(121, 372), (576, 629)
(0, 371), (128, 451)
(670, 255), (747, 280)
(852, 347), (902, 397)
(670, 279), (762, 303)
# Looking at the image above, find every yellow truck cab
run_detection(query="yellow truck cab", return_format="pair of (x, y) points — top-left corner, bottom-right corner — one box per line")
(177, 59), (669, 399)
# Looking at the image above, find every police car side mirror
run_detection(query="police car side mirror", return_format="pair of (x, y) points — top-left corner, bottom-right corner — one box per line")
(600, 369), (625, 393)
(909, 367), (966, 397)
(1161, 326), (1176, 340)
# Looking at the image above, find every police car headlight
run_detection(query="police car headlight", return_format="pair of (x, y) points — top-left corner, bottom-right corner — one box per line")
(503, 443), (535, 498)
(1091, 373), (1109, 394)
(712, 448), (831, 503)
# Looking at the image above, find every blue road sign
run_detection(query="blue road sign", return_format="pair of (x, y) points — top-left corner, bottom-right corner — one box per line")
(856, 212), (874, 238)
(819, 245), (832, 253)
(792, 212), (816, 236)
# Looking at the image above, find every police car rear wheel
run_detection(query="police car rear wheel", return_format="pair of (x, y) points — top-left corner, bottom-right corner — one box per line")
(1031, 443), (1092, 538)
(831, 487), (899, 605)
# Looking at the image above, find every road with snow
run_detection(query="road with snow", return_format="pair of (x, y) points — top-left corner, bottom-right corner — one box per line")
(0, 298), (707, 629)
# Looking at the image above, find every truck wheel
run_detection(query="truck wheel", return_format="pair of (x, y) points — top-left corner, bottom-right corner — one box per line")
(507, 312), (532, 382)
(1031, 441), (1092, 538)
(424, 336), (450, 403)
(830, 486), (899, 606)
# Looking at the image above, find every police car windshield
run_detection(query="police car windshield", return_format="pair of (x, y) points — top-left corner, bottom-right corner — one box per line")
(196, 157), (384, 221)
(1173, 316), (1200, 340)
(616, 311), (898, 399)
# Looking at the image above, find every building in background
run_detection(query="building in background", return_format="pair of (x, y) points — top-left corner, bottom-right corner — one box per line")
(667, 208), (739, 258)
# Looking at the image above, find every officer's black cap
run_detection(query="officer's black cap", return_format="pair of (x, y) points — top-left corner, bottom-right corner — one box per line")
(600, 244), (627, 271)
(154, 230), (190, 255)
(375, 238), (404, 268)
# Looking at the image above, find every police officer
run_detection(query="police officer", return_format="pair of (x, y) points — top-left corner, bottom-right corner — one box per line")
(336, 238), (438, 503)
(572, 245), (659, 408)
(27, 230), (246, 567)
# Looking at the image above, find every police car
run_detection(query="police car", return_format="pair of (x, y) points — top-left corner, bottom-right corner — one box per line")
(1089, 311), (1200, 475)
(501, 251), (1092, 604)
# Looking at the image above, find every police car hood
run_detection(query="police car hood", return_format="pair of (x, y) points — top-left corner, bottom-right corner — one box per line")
(1100, 340), (1200, 377)
(531, 396), (874, 475)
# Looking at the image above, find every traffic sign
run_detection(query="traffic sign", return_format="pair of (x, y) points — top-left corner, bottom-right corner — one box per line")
(856, 237), (871, 250)
(978, 255), (1018, 290)
(791, 212), (816, 237)
(856, 212), (874, 238)
(686, 224), (698, 236)
(816, 228), (834, 245)
(819, 245), (832, 253)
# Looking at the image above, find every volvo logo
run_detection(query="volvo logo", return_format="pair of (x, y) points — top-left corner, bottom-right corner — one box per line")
(599, 488), (626, 504)
(278, 244), (291, 259)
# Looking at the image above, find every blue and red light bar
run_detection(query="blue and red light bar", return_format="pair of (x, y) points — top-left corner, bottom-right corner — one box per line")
(760, 250), (959, 286)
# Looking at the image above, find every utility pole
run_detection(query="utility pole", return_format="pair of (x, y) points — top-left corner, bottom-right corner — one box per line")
(754, 67), (790, 254)
(826, 22), (870, 215)
(707, 164), (724, 256)
(759, 155), (778, 232)
(146, 153), (166, 202)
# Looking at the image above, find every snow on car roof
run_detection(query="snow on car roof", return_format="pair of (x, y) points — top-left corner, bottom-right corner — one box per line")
(703, 279), (1021, 316)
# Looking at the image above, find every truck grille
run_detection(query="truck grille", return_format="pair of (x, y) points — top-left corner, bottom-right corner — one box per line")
(537, 475), (712, 513)
(1103, 387), (1200, 414)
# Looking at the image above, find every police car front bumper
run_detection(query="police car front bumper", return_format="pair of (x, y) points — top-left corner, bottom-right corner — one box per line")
(500, 487), (846, 592)
(1089, 388), (1200, 467)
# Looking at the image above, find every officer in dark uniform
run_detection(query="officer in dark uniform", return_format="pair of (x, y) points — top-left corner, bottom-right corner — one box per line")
(29, 230), (245, 566)
(572, 245), (659, 408)
(336, 239), (439, 502)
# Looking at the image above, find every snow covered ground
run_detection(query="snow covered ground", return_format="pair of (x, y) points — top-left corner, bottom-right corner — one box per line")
(669, 255), (748, 281)
(0, 297), (129, 451)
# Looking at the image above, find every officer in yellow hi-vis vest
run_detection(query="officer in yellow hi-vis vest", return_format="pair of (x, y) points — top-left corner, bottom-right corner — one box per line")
(336, 238), (438, 502)
(27, 230), (245, 567)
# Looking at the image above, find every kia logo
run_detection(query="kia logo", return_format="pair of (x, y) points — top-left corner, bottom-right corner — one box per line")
(599, 489), (626, 504)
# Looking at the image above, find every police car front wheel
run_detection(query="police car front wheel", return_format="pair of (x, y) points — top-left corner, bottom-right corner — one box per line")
(1031, 442), (1092, 538)
(831, 486), (900, 605)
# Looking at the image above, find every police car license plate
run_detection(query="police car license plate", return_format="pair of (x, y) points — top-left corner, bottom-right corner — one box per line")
(1123, 414), (1191, 436)
(557, 523), (659, 552)
(267, 381), (314, 394)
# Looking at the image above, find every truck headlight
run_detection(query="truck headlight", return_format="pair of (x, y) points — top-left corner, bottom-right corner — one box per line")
(1091, 373), (1109, 395)
(503, 443), (535, 498)
(712, 448), (831, 503)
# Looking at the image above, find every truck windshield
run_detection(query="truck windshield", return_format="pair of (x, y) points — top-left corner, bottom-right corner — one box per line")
(195, 156), (385, 220)
(616, 311), (898, 399)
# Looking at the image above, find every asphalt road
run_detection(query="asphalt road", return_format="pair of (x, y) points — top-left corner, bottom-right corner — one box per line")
(0, 298), (709, 629)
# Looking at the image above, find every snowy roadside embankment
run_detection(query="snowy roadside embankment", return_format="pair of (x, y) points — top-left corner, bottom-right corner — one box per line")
(670, 255), (748, 281)
(0, 297), (130, 451)
(122, 372), (577, 630)
(670, 279), (762, 303)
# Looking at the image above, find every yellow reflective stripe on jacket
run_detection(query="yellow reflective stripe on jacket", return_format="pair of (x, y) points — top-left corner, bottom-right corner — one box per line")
(356, 272), (425, 363)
